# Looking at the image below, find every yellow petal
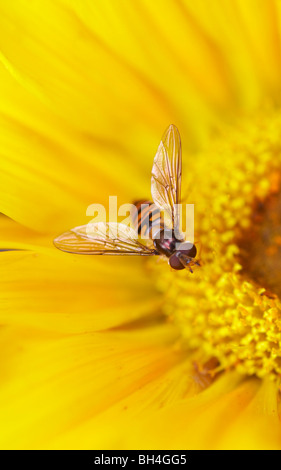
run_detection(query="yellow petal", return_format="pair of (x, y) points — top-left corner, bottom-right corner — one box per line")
(218, 377), (281, 450)
(0, 0), (261, 230)
(114, 372), (281, 449)
(0, 323), (180, 450)
(185, 0), (281, 107)
(48, 353), (210, 450)
(95, 372), (264, 449)
(0, 250), (161, 333)
(0, 217), (160, 332)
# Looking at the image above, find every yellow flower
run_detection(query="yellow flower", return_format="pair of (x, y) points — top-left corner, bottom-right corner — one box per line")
(1, 0), (281, 450)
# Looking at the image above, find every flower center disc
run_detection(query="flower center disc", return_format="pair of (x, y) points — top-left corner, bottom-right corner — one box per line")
(154, 112), (281, 380)
(239, 189), (281, 298)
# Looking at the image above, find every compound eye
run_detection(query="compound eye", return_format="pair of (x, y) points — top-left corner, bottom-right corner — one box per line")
(178, 242), (197, 258)
(169, 253), (185, 270)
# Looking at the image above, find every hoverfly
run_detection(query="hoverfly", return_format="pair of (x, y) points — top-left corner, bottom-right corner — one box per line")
(54, 125), (200, 272)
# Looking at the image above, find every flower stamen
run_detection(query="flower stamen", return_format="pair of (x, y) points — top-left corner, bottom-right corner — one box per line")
(154, 111), (281, 380)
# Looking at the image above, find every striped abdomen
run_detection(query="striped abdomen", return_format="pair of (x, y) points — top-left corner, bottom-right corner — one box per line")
(132, 200), (164, 239)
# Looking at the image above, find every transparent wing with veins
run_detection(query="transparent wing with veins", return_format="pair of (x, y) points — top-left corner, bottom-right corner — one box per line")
(53, 222), (156, 255)
(151, 124), (182, 230)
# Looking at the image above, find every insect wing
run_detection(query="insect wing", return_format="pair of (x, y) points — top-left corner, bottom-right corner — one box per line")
(54, 222), (156, 255)
(151, 124), (182, 230)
